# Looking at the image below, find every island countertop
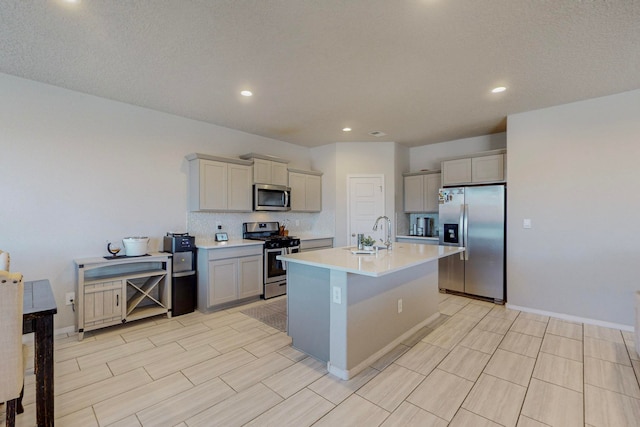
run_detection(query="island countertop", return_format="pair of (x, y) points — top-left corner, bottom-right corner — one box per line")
(278, 243), (464, 277)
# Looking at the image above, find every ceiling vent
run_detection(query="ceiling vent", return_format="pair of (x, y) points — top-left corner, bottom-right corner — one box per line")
(368, 131), (387, 137)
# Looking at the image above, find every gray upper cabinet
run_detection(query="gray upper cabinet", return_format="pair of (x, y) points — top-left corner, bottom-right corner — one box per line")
(471, 154), (504, 183)
(403, 171), (441, 213)
(442, 158), (472, 186)
(240, 153), (289, 186)
(442, 151), (505, 186)
(186, 153), (253, 212)
(289, 169), (322, 212)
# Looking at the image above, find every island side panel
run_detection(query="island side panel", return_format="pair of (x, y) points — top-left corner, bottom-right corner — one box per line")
(286, 263), (331, 362)
(332, 261), (439, 375)
(328, 270), (349, 370)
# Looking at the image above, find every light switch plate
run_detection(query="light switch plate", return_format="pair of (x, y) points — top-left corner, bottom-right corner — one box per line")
(523, 218), (532, 229)
(332, 286), (341, 304)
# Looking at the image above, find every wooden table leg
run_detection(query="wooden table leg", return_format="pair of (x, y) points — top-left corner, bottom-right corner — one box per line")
(34, 314), (54, 427)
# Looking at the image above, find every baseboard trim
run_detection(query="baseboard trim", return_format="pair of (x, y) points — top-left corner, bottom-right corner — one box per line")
(327, 311), (441, 380)
(506, 303), (634, 332)
(56, 325), (77, 336)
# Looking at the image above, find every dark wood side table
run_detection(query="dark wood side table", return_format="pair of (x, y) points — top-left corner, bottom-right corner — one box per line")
(23, 279), (58, 427)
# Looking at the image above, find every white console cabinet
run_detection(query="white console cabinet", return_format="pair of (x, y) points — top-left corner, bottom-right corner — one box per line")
(75, 253), (172, 340)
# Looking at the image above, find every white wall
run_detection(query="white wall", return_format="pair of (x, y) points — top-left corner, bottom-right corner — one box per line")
(309, 143), (338, 239)
(507, 89), (640, 327)
(395, 144), (411, 235)
(409, 133), (506, 171)
(0, 73), (316, 330)
(329, 142), (400, 247)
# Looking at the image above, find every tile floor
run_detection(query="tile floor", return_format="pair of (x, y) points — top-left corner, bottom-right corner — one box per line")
(3, 293), (640, 426)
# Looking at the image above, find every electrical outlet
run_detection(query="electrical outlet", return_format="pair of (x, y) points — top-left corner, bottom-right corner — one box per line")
(65, 292), (75, 306)
(332, 286), (342, 304)
(295, 220), (300, 226)
(397, 298), (403, 313)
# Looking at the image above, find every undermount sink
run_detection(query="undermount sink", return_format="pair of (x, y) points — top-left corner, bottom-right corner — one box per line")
(344, 246), (387, 251)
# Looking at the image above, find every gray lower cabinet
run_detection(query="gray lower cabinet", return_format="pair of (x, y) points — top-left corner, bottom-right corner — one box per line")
(198, 245), (263, 310)
(300, 237), (333, 252)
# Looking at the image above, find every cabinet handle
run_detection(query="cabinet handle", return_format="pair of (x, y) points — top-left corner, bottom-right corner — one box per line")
(117, 294), (119, 306)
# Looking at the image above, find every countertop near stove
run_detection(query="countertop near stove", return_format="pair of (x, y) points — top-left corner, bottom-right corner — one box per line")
(195, 238), (264, 249)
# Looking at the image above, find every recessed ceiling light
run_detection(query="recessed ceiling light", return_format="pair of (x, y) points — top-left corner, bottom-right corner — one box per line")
(491, 86), (507, 93)
(342, 127), (352, 132)
(240, 90), (253, 97)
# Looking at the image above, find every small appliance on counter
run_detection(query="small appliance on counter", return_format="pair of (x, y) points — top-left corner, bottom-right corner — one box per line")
(163, 232), (197, 316)
(123, 236), (149, 256)
(106, 237), (151, 259)
(411, 217), (434, 237)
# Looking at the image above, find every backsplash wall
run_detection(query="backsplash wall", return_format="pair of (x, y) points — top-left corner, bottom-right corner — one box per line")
(187, 211), (334, 240)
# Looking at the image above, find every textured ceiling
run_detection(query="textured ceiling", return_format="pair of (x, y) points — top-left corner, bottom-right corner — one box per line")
(1, 1), (639, 147)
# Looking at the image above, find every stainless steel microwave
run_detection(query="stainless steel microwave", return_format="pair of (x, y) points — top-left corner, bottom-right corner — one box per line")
(254, 184), (291, 211)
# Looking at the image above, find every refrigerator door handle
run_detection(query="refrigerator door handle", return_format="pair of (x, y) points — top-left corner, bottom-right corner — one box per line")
(459, 204), (465, 260)
(463, 204), (469, 260)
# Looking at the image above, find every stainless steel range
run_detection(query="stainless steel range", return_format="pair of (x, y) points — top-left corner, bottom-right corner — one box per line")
(243, 222), (300, 299)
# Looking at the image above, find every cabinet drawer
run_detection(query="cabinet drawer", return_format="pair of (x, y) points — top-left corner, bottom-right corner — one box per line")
(300, 238), (334, 251)
(207, 245), (263, 260)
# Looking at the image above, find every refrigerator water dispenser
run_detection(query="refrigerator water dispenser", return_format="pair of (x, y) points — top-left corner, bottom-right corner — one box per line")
(443, 224), (459, 244)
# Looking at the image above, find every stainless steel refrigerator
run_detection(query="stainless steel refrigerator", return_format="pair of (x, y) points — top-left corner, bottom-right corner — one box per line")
(438, 185), (505, 302)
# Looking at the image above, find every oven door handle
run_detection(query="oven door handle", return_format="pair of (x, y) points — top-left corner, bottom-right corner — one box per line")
(281, 248), (287, 270)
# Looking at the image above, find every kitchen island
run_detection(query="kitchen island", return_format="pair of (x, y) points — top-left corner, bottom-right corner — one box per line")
(278, 243), (465, 380)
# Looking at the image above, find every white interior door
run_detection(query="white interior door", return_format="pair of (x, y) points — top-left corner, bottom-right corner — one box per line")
(347, 175), (385, 246)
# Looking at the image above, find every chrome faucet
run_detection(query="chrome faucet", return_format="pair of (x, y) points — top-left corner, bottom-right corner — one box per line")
(373, 216), (392, 251)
